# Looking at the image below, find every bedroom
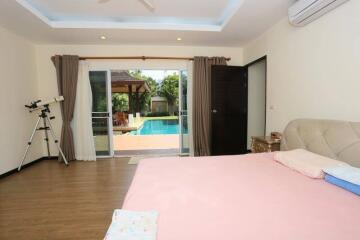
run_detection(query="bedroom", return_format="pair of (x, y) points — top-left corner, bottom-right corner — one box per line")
(0, 0), (359, 239)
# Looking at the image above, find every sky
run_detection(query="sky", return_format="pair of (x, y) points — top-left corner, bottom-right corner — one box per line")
(140, 70), (179, 83)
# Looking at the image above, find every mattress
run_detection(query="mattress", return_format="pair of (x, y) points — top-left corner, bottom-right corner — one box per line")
(122, 153), (360, 240)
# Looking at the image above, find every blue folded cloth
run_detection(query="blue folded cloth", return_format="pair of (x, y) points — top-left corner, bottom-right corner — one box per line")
(325, 174), (360, 196)
(323, 165), (360, 185)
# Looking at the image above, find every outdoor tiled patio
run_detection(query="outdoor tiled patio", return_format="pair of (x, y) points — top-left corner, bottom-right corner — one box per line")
(94, 134), (180, 153)
(114, 134), (179, 150)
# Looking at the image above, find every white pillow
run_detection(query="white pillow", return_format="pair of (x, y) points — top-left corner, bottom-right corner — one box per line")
(274, 149), (349, 179)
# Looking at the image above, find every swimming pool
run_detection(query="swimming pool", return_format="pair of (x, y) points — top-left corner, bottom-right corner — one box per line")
(130, 119), (181, 135)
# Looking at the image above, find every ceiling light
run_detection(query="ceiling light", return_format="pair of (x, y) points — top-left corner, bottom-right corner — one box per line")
(100, 36), (107, 40)
(177, 37), (182, 41)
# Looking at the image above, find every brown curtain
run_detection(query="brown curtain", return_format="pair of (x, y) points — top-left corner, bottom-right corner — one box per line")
(193, 57), (227, 156)
(51, 55), (79, 161)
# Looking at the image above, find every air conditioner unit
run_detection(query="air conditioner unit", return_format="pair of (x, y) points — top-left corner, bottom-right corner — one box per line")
(288, 0), (349, 26)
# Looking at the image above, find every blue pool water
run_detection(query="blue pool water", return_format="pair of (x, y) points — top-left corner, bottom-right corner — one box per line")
(130, 119), (180, 135)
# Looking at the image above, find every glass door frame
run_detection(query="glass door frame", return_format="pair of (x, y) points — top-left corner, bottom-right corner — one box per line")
(179, 69), (189, 156)
(91, 66), (190, 157)
(90, 69), (114, 158)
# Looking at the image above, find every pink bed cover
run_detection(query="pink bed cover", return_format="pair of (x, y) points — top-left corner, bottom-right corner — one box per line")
(122, 153), (360, 240)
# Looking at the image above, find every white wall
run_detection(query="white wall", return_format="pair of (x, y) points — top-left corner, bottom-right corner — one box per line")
(35, 44), (244, 155)
(0, 26), (42, 174)
(247, 59), (266, 149)
(243, 0), (360, 134)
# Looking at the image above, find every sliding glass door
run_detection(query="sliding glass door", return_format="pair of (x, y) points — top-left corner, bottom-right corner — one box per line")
(179, 70), (189, 155)
(88, 68), (189, 157)
(89, 71), (113, 157)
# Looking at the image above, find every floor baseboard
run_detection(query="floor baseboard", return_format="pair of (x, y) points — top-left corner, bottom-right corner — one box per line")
(0, 156), (58, 179)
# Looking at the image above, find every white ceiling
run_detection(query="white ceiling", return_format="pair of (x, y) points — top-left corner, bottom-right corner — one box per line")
(15, 0), (245, 31)
(26, 0), (228, 20)
(0, 0), (295, 46)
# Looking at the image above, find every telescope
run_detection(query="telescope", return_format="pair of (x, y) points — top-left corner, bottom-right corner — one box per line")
(19, 95), (68, 171)
(25, 96), (64, 112)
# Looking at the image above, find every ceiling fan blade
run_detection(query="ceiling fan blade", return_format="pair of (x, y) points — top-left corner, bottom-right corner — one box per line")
(138, 0), (155, 12)
(97, 0), (155, 12)
(97, 0), (111, 4)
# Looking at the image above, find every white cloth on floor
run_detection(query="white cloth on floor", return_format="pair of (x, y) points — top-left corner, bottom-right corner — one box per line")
(104, 210), (158, 240)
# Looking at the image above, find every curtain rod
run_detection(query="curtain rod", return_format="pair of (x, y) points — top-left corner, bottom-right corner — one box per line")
(78, 56), (231, 61)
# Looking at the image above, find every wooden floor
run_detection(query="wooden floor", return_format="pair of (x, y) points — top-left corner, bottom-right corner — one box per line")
(0, 158), (137, 240)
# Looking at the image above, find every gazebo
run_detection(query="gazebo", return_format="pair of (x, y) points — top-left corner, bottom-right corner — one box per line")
(111, 71), (150, 113)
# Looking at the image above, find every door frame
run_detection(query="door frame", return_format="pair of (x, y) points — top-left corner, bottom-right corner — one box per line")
(179, 70), (190, 156)
(90, 69), (114, 158)
(90, 67), (189, 157)
(245, 55), (267, 136)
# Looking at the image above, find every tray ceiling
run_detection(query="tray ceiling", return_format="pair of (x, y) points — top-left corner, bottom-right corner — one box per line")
(16, 0), (245, 31)
(0, 0), (295, 46)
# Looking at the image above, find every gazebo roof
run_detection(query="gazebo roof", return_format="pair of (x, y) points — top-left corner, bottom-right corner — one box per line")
(111, 71), (150, 93)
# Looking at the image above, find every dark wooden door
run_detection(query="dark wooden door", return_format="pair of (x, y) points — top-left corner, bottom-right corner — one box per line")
(211, 65), (248, 156)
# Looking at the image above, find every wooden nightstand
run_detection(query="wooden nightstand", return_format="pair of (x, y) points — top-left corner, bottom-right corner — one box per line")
(251, 136), (281, 153)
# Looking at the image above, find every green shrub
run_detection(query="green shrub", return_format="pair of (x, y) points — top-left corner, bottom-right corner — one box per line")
(146, 112), (170, 117)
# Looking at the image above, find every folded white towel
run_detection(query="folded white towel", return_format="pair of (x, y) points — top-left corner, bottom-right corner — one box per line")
(274, 149), (349, 178)
(104, 210), (158, 240)
(324, 166), (360, 185)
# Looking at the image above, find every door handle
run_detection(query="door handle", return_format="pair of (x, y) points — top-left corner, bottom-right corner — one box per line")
(212, 109), (218, 114)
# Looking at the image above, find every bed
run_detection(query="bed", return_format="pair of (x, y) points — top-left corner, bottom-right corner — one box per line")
(122, 119), (360, 240)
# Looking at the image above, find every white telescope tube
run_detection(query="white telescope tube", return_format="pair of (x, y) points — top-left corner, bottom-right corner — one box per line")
(27, 96), (64, 112)
(36, 96), (64, 108)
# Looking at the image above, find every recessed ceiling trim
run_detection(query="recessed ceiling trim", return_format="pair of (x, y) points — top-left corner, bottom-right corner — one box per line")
(16, 0), (52, 26)
(50, 21), (222, 32)
(15, 0), (244, 32)
(220, 0), (246, 27)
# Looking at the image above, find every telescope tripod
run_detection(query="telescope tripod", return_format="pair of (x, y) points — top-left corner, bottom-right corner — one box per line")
(18, 105), (68, 171)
